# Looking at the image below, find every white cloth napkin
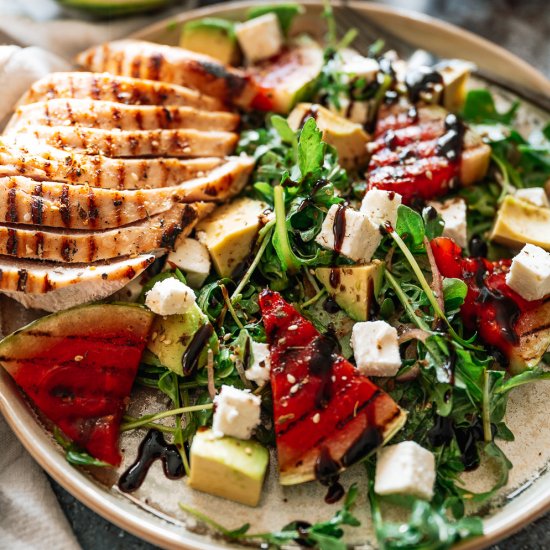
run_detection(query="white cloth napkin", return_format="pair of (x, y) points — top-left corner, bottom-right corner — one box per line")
(0, 1), (195, 548)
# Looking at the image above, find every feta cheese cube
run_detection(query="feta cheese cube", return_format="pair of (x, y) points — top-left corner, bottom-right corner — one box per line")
(165, 238), (211, 288)
(360, 189), (402, 228)
(235, 13), (283, 64)
(145, 278), (196, 316)
(427, 197), (467, 248)
(351, 320), (401, 376)
(515, 187), (550, 208)
(375, 441), (436, 501)
(506, 244), (550, 301)
(245, 341), (271, 385)
(315, 205), (382, 263)
(212, 385), (261, 440)
(339, 49), (379, 82)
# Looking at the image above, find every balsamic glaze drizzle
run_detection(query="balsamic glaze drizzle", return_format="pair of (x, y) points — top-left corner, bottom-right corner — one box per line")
(405, 66), (444, 104)
(118, 429), (185, 493)
(181, 323), (214, 375)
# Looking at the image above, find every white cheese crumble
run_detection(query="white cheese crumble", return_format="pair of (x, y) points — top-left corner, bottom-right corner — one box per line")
(375, 441), (436, 501)
(427, 197), (468, 248)
(212, 385), (261, 440)
(245, 341), (271, 385)
(165, 238), (211, 288)
(235, 13), (283, 64)
(351, 320), (401, 377)
(145, 277), (196, 316)
(506, 243), (550, 301)
(360, 189), (403, 229)
(315, 204), (381, 263)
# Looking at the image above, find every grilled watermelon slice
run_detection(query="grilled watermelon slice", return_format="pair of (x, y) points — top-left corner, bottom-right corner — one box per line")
(259, 290), (406, 485)
(0, 304), (154, 465)
(367, 105), (490, 203)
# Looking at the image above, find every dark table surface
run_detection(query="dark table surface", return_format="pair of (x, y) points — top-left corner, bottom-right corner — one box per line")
(48, 0), (550, 549)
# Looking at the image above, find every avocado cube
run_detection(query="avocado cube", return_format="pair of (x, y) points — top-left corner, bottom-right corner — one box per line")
(196, 198), (268, 278)
(315, 261), (385, 321)
(490, 195), (550, 251)
(288, 103), (371, 169)
(180, 18), (239, 66)
(188, 429), (269, 507)
(147, 303), (217, 375)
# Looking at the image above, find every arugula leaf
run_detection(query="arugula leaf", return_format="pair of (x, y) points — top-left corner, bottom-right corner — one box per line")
(299, 117), (325, 181)
(396, 205), (425, 249)
(442, 278), (467, 315)
(53, 428), (109, 468)
(462, 89), (519, 124)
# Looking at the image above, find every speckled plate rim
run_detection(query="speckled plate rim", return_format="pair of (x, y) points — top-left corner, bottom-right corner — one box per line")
(1, 2), (549, 549)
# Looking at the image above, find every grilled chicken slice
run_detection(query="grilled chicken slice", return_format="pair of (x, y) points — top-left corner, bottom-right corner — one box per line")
(0, 137), (225, 188)
(17, 72), (225, 111)
(7, 99), (240, 133)
(77, 40), (257, 107)
(15, 126), (238, 158)
(0, 202), (213, 263)
(0, 254), (155, 312)
(0, 159), (253, 229)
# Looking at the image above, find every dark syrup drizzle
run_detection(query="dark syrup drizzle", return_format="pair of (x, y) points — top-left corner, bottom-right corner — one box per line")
(405, 66), (444, 104)
(181, 323), (214, 375)
(315, 447), (345, 504)
(118, 429), (185, 493)
(436, 113), (465, 162)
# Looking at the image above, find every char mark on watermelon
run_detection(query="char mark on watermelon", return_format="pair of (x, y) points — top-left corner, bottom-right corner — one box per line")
(259, 290), (406, 485)
(0, 304), (154, 466)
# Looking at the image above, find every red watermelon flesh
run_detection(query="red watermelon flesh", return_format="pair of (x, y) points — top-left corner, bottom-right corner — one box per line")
(259, 290), (406, 485)
(0, 304), (154, 465)
(366, 104), (461, 204)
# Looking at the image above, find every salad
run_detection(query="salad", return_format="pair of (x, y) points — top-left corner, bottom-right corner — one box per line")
(0, 3), (549, 549)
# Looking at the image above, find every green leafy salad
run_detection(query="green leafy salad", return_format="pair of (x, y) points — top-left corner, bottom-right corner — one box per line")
(1, 3), (549, 550)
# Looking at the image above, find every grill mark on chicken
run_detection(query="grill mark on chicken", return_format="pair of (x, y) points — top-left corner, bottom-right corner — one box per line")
(65, 100), (75, 125)
(90, 75), (100, 99)
(130, 55), (142, 79)
(16, 269), (27, 291)
(87, 235), (97, 263)
(148, 52), (163, 82)
(134, 109), (144, 130)
(60, 237), (74, 261)
(6, 186), (18, 223)
(111, 78), (121, 102)
(7, 229), (17, 255)
(60, 184), (71, 226)
(43, 273), (52, 293)
(87, 187), (99, 226)
(31, 183), (43, 225)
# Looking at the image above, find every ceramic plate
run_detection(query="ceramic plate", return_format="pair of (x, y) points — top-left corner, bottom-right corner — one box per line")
(1, 2), (549, 549)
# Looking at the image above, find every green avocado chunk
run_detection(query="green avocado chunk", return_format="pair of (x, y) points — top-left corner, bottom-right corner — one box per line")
(315, 261), (385, 321)
(147, 303), (218, 376)
(188, 428), (269, 507)
(180, 17), (239, 65)
(246, 3), (304, 34)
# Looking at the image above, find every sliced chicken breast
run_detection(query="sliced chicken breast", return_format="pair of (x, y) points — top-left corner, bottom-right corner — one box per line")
(14, 126), (239, 158)
(17, 72), (226, 111)
(0, 137), (225, 188)
(7, 99), (240, 133)
(0, 158), (253, 229)
(77, 40), (256, 107)
(0, 254), (155, 312)
(0, 202), (213, 263)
